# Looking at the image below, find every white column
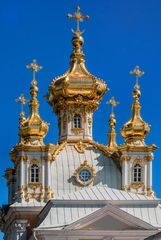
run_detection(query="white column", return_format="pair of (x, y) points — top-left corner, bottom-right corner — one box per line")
(42, 161), (45, 188)
(20, 160), (24, 187)
(144, 162), (147, 188)
(147, 161), (152, 188)
(123, 160), (129, 188)
(45, 161), (51, 188)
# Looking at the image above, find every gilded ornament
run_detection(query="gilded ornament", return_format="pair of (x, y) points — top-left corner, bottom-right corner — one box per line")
(122, 156), (131, 161)
(52, 141), (67, 160)
(71, 128), (83, 135)
(28, 182), (41, 190)
(67, 6), (89, 35)
(88, 117), (92, 130)
(74, 140), (87, 153)
(73, 160), (96, 186)
(26, 192), (31, 202)
(131, 182), (144, 189)
(122, 186), (130, 192)
(144, 155), (154, 161)
(43, 156), (53, 161)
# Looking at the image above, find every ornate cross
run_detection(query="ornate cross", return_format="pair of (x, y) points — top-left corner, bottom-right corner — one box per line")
(67, 6), (89, 34)
(106, 96), (120, 115)
(26, 59), (42, 80)
(16, 93), (29, 113)
(130, 65), (144, 88)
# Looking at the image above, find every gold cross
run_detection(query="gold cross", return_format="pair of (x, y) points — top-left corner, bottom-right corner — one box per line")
(67, 6), (89, 34)
(106, 96), (120, 115)
(16, 93), (29, 113)
(26, 59), (42, 80)
(130, 65), (144, 88)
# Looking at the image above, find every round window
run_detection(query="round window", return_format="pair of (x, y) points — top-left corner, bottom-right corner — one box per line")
(79, 169), (92, 182)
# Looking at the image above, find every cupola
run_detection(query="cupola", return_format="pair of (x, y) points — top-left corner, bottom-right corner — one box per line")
(120, 66), (150, 146)
(19, 60), (49, 145)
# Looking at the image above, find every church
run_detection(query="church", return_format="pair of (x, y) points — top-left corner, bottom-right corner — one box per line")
(0, 6), (161, 240)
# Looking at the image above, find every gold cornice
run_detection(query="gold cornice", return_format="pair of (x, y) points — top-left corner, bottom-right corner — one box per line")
(59, 139), (120, 159)
(118, 144), (157, 153)
(54, 98), (99, 114)
(11, 144), (56, 154)
(144, 155), (154, 161)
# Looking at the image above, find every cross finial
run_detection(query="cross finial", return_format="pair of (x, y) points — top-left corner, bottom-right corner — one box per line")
(67, 6), (89, 35)
(16, 93), (29, 114)
(106, 96), (120, 115)
(26, 59), (42, 80)
(130, 65), (144, 89)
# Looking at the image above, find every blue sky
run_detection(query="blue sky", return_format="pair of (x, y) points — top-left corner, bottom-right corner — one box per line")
(1, 0), (161, 238)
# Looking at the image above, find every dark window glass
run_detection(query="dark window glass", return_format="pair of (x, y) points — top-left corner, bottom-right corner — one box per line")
(74, 114), (82, 128)
(31, 164), (39, 183)
(134, 164), (142, 182)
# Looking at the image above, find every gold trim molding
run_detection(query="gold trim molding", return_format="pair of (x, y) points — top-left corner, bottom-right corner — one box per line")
(73, 160), (96, 186)
(74, 140), (87, 153)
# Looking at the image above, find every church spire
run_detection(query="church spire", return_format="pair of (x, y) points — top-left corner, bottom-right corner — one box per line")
(68, 6), (89, 66)
(19, 60), (48, 145)
(106, 96), (119, 150)
(120, 66), (150, 146)
(16, 93), (29, 144)
(16, 93), (29, 123)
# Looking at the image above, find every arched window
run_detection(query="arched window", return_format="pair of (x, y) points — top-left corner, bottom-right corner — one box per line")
(134, 164), (142, 182)
(74, 114), (82, 128)
(31, 164), (39, 183)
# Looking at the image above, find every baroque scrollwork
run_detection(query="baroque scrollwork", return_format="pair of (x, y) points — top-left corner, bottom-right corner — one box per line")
(74, 139), (87, 153)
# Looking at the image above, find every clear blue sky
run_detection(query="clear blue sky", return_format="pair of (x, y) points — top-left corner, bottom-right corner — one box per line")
(1, 0), (161, 238)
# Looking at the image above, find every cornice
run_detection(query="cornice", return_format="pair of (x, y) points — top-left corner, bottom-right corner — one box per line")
(118, 144), (157, 153)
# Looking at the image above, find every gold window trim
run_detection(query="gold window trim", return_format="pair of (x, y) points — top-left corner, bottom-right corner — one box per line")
(131, 158), (144, 189)
(73, 160), (96, 186)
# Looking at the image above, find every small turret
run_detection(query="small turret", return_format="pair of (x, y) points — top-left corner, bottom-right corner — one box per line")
(106, 96), (119, 151)
(19, 60), (49, 145)
(120, 66), (150, 146)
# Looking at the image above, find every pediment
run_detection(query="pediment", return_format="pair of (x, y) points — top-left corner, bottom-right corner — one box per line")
(65, 203), (155, 231)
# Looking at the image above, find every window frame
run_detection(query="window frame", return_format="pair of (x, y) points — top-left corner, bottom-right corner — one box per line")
(73, 114), (82, 129)
(30, 164), (39, 183)
(133, 163), (142, 182)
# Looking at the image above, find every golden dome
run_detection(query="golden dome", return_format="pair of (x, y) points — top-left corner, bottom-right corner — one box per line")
(120, 66), (150, 146)
(19, 60), (48, 145)
(47, 33), (107, 113)
(47, 7), (108, 113)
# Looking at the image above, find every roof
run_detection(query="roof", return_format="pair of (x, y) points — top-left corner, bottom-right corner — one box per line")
(52, 144), (121, 197)
(36, 186), (161, 230)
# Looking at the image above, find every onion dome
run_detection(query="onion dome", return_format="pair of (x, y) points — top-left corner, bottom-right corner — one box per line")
(47, 7), (108, 113)
(106, 96), (119, 150)
(120, 66), (150, 146)
(19, 60), (48, 145)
